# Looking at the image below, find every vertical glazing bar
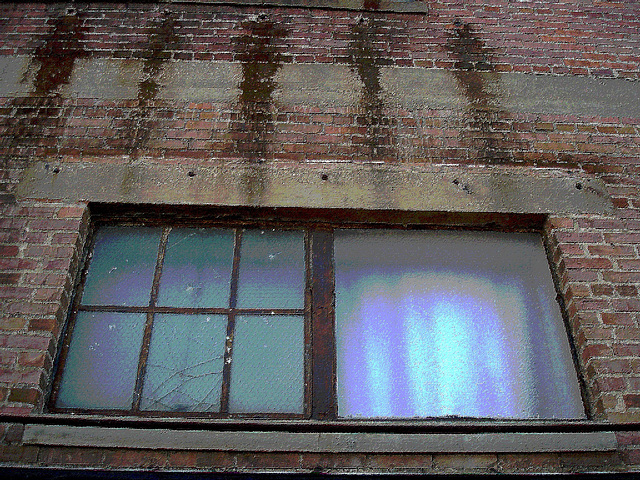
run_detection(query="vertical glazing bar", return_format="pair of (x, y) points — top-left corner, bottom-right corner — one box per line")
(304, 229), (312, 418)
(132, 227), (170, 412)
(220, 228), (243, 414)
(310, 229), (337, 419)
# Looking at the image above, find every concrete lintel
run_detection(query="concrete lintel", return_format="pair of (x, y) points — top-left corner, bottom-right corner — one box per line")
(22, 424), (617, 453)
(17, 161), (613, 216)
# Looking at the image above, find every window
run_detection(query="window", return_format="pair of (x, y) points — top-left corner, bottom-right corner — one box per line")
(50, 219), (585, 420)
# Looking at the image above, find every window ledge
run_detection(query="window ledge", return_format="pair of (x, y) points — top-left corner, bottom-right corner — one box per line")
(21, 424), (617, 454)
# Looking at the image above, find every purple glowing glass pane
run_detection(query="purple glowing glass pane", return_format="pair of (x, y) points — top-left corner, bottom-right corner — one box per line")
(236, 230), (305, 309)
(157, 228), (235, 308)
(228, 315), (304, 414)
(81, 227), (161, 306)
(56, 312), (146, 410)
(334, 229), (585, 419)
(141, 314), (227, 412)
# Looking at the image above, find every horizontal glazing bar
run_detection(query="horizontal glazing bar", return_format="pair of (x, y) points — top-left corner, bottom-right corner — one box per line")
(78, 305), (305, 315)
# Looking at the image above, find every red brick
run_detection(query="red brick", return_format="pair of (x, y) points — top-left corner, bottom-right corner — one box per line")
(102, 449), (167, 468)
(562, 257), (613, 269)
(0, 245), (19, 257)
(236, 453), (300, 469)
(7, 387), (39, 404)
(1, 334), (51, 351)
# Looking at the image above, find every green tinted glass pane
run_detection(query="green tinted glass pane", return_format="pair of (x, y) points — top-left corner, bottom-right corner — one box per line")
(56, 312), (146, 410)
(236, 230), (305, 309)
(157, 228), (235, 308)
(141, 314), (227, 412)
(82, 227), (161, 306)
(229, 315), (304, 413)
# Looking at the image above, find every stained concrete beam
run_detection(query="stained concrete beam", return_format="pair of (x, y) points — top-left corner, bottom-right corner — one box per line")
(4, 55), (639, 119)
(158, 61), (241, 103)
(17, 161), (613, 216)
(68, 58), (142, 99)
(380, 68), (640, 117)
(275, 64), (360, 106)
(23, 424), (617, 453)
(0, 55), (32, 97)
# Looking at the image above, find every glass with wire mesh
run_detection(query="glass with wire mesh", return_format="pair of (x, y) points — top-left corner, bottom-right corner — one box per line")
(53, 226), (306, 416)
(52, 222), (585, 420)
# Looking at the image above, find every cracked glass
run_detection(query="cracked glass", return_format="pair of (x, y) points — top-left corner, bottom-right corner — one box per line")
(141, 314), (227, 412)
(53, 221), (584, 420)
(157, 228), (235, 308)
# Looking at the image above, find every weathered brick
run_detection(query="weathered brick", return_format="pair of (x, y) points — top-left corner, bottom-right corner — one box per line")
(7, 387), (39, 404)
(433, 454), (498, 472)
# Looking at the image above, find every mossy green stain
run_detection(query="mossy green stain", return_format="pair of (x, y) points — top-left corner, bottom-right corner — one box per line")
(445, 24), (520, 163)
(2, 11), (86, 155)
(32, 12), (86, 97)
(349, 16), (397, 162)
(126, 12), (180, 156)
(233, 19), (289, 164)
(138, 14), (179, 106)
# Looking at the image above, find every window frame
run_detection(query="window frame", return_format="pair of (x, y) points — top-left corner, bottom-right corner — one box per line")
(47, 206), (589, 421)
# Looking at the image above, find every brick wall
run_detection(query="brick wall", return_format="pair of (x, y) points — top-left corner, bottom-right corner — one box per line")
(1, 0), (640, 475)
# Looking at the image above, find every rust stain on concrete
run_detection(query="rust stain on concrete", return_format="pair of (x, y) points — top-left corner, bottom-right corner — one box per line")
(349, 13), (397, 162)
(230, 15), (290, 204)
(0, 8), (86, 159)
(445, 22), (531, 165)
(125, 11), (180, 158)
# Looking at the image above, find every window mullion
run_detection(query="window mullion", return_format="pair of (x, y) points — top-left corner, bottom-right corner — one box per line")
(220, 228), (243, 414)
(132, 226), (171, 413)
(310, 228), (337, 420)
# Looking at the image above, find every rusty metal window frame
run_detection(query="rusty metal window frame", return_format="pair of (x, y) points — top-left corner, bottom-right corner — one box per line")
(49, 220), (332, 419)
(47, 208), (587, 421)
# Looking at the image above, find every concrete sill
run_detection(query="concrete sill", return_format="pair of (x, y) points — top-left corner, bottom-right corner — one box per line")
(22, 424), (617, 453)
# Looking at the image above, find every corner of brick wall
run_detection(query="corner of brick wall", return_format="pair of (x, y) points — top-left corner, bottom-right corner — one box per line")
(0, 200), (89, 415)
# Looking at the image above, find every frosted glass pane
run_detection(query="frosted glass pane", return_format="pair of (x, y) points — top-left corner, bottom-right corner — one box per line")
(157, 228), (235, 308)
(56, 312), (146, 410)
(141, 314), (227, 412)
(229, 315), (304, 413)
(82, 227), (161, 306)
(236, 230), (305, 309)
(335, 229), (585, 419)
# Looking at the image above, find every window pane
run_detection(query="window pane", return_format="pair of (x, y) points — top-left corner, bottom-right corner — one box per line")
(141, 314), (227, 412)
(236, 230), (305, 309)
(81, 227), (161, 306)
(229, 315), (304, 414)
(157, 228), (235, 308)
(56, 312), (146, 410)
(335, 229), (585, 419)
